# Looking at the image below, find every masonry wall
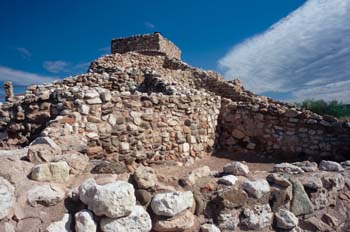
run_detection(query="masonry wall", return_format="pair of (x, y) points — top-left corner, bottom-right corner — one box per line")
(111, 33), (181, 59)
(218, 99), (350, 160)
(0, 82), (221, 162)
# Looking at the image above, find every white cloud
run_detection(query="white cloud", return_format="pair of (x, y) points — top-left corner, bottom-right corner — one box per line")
(43, 60), (70, 73)
(0, 66), (57, 85)
(144, 22), (155, 29)
(219, 0), (350, 103)
(98, 46), (110, 54)
(16, 47), (31, 59)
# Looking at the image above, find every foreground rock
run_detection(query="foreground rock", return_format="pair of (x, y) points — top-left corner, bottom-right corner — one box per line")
(100, 206), (151, 232)
(290, 179), (314, 216)
(241, 204), (273, 230)
(151, 191), (194, 217)
(242, 179), (270, 198)
(153, 210), (196, 232)
(0, 177), (15, 220)
(274, 163), (304, 174)
(182, 166), (211, 186)
(133, 166), (158, 189)
(46, 214), (72, 232)
(27, 184), (65, 206)
(78, 178), (97, 205)
(88, 181), (136, 218)
(218, 175), (238, 186)
(30, 161), (70, 182)
(223, 162), (249, 176)
(274, 209), (298, 230)
(75, 209), (97, 232)
(319, 160), (344, 172)
(200, 224), (220, 232)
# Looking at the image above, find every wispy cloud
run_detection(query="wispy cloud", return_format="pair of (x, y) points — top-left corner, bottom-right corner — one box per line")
(43, 60), (90, 74)
(0, 66), (57, 85)
(43, 60), (70, 73)
(219, 0), (350, 103)
(144, 22), (155, 29)
(16, 47), (31, 60)
(98, 46), (110, 54)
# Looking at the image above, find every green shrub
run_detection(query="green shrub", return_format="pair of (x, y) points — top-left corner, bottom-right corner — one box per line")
(298, 100), (350, 119)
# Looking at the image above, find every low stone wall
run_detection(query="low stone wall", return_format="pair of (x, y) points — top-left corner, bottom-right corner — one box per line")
(0, 83), (221, 162)
(218, 99), (350, 159)
(70, 94), (221, 162)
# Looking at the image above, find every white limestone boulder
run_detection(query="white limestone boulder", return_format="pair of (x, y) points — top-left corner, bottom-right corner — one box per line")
(223, 162), (249, 176)
(30, 161), (70, 183)
(0, 177), (15, 220)
(46, 214), (72, 232)
(319, 160), (344, 172)
(75, 209), (97, 232)
(242, 179), (270, 198)
(89, 181), (136, 218)
(133, 166), (158, 189)
(27, 184), (65, 207)
(100, 205), (151, 232)
(151, 191), (194, 217)
(275, 209), (299, 230)
(242, 204), (273, 230)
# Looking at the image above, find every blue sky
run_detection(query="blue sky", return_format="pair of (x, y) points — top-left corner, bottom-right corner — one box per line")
(2, 0), (348, 103)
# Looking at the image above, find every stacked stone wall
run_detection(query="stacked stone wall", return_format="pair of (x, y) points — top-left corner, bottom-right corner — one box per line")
(218, 99), (350, 159)
(111, 33), (181, 59)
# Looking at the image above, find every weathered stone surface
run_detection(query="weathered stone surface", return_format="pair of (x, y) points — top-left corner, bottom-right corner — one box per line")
(27, 144), (61, 164)
(46, 214), (72, 232)
(219, 187), (248, 208)
(319, 160), (344, 172)
(321, 173), (345, 191)
(223, 161), (249, 176)
(60, 152), (89, 174)
(151, 191), (194, 217)
(218, 175), (238, 186)
(290, 179), (314, 216)
(89, 181), (136, 218)
(0, 155), (33, 187)
(27, 184), (65, 207)
(300, 175), (323, 191)
(135, 189), (152, 206)
(292, 161), (318, 172)
(200, 224), (221, 232)
(241, 204), (273, 230)
(153, 210), (196, 232)
(78, 178), (98, 205)
(100, 206), (152, 232)
(0, 177), (15, 220)
(266, 173), (291, 188)
(30, 161), (70, 183)
(242, 179), (270, 198)
(183, 166), (211, 186)
(274, 163), (304, 174)
(274, 209), (298, 230)
(133, 166), (157, 189)
(75, 209), (97, 232)
(217, 210), (240, 231)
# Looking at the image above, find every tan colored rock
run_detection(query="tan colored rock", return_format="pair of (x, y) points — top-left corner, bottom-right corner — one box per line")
(133, 166), (157, 189)
(153, 210), (196, 232)
(30, 161), (70, 183)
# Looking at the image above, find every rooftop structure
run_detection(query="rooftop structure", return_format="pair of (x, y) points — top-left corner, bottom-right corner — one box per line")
(111, 32), (181, 59)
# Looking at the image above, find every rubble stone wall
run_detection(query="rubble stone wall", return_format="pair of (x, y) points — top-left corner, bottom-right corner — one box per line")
(111, 33), (181, 59)
(0, 85), (221, 162)
(218, 99), (350, 159)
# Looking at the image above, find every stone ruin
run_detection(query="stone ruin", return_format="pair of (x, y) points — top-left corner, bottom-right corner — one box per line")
(1, 33), (350, 232)
(0, 32), (349, 163)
